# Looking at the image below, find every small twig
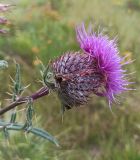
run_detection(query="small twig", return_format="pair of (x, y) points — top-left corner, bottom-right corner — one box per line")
(0, 86), (49, 115)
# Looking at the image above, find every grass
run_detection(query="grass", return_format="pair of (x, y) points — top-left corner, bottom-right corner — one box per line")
(0, 0), (140, 159)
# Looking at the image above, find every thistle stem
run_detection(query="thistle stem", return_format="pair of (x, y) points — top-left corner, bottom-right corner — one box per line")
(0, 86), (49, 115)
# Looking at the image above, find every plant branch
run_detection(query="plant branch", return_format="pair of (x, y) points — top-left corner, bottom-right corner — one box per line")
(0, 86), (49, 115)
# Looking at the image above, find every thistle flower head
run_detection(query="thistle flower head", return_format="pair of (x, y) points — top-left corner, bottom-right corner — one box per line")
(44, 23), (132, 110)
(76, 23), (131, 105)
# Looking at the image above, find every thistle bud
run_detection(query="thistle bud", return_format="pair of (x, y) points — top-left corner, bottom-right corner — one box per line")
(44, 23), (132, 110)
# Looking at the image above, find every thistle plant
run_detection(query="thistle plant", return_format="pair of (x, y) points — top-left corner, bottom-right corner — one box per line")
(0, 3), (133, 146)
(0, 3), (58, 146)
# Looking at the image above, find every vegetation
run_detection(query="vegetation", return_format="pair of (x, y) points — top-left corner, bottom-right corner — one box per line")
(0, 0), (140, 159)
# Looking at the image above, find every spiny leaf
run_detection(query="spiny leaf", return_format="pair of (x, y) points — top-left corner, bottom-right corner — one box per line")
(26, 99), (34, 123)
(10, 62), (25, 101)
(14, 63), (23, 95)
(23, 98), (34, 130)
(30, 128), (59, 147)
(0, 121), (59, 146)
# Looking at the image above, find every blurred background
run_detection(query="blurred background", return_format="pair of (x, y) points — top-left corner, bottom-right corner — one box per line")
(0, 0), (140, 159)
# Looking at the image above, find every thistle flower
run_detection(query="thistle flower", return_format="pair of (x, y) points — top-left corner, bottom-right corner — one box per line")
(0, 17), (7, 24)
(0, 3), (13, 35)
(0, 4), (12, 12)
(44, 52), (105, 110)
(44, 23), (131, 110)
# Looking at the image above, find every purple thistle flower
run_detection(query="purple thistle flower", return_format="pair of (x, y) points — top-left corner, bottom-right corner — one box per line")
(0, 4), (13, 12)
(0, 17), (7, 24)
(0, 3), (14, 35)
(44, 23), (132, 111)
(76, 23), (131, 105)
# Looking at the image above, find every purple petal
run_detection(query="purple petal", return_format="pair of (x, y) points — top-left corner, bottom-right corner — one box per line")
(76, 23), (132, 105)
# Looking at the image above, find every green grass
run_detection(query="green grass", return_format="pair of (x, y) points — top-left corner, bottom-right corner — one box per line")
(0, 0), (140, 159)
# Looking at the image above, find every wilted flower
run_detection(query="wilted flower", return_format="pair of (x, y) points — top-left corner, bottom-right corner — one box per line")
(44, 23), (131, 110)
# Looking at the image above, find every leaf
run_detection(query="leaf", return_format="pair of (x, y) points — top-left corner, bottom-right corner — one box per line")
(6, 123), (22, 131)
(26, 99), (34, 123)
(10, 112), (17, 123)
(10, 62), (25, 101)
(0, 60), (8, 69)
(3, 127), (9, 139)
(22, 98), (34, 131)
(0, 121), (59, 146)
(14, 63), (23, 95)
(30, 127), (59, 147)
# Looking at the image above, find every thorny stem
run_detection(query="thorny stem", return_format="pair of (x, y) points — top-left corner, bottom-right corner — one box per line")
(0, 86), (49, 115)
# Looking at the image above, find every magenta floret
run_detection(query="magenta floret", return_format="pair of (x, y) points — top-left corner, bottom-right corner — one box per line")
(76, 23), (130, 104)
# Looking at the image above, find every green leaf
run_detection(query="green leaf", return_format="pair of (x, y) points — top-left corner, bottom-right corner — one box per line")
(30, 127), (59, 147)
(22, 98), (34, 131)
(3, 127), (9, 139)
(10, 62), (25, 101)
(0, 121), (59, 146)
(6, 123), (22, 131)
(14, 63), (23, 95)
(9, 124), (59, 146)
(26, 99), (34, 123)
(10, 112), (17, 123)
